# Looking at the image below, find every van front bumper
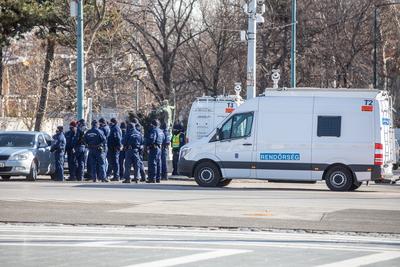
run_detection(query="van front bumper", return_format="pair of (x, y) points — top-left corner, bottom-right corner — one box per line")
(178, 158), (195, 177)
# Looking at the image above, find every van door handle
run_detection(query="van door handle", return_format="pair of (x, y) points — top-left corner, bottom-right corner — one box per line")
(242, 143), (252, 146)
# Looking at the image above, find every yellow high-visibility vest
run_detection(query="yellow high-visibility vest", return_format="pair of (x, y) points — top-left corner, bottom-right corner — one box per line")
(172, 133), (181, 149)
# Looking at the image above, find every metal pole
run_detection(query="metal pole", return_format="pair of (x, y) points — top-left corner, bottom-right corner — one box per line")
(246, 0), (257, 100)
(373, 7), (378, 89)
(76, 0), (85, 120)
(290, 0), (297, 88)
(135, 80), (139, 113)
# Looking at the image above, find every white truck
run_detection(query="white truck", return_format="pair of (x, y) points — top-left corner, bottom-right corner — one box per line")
(186, 95), (243, 143)
(178, 88), (396, 191)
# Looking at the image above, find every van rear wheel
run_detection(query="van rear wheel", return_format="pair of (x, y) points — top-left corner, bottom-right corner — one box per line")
(194, 162), (221, 187)
(325, 166), (353, 192)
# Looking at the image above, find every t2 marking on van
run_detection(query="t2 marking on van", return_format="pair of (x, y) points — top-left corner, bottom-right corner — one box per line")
(260, 153), (301, 161)
(362, 100), (374, 112)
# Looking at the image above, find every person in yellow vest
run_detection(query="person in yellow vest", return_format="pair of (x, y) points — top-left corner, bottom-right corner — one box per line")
(171, 122), (186, 175)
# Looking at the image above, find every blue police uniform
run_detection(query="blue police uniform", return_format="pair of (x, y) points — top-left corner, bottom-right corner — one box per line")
(136, 123), (146, 181)
(146, 124), (164, 183)
(84, 124), (107, 182)
(123, 124), (143, 183)
(119, 125), (127, 180)
(73, 126), (86, 181)
(107, 124), (122, 180)
(51, 131), (66, 181)
(65, 129), (77, 180)
(161, 128), (171, 180)
(100, 123), (110, 175)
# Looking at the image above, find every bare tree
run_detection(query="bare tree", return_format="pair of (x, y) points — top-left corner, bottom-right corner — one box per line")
(123, 0), (200, 103)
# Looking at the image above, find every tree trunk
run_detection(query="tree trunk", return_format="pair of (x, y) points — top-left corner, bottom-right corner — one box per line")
(0, 47), (3, 97)
(0, 47), (3, 117)
(34, 37), (56, 131)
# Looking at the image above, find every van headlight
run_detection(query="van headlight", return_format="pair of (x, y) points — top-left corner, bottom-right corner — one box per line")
(180, 147), (192, 159)
(10, 153), (30, 161)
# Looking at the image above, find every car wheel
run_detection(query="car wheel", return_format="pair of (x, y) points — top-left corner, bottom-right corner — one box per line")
(1, 175), (10, 181)
(26, 161), (38, 181)
(217, 179), (232, 187)
(325, 166), (353, 192)
(393, 163), (399, 170)
(194, 161), (221, 187)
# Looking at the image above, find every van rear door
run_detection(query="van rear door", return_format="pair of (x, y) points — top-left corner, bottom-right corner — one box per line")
(377, 93), (395, 177)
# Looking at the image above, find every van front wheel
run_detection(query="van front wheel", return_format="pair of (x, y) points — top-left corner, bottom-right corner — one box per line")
(194, 162), (221, 187)
(325, 166), (353, 192)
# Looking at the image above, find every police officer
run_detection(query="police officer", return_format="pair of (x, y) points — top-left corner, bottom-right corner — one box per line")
(107, 118), (122, 181)
(160, 122), (171, 180)
(171, 123), (186, 175)
(99, 118), (110, 176)
(146, 119), (164, 183)
(84, 120), (108, 182)
(133, 119), (146, 182)
(74, 119), (87, 181)
(65, 121), (78, 181)
(50, 126), (66, 181)
(119, 122), (127, 180)
(122, 123), (143, 183)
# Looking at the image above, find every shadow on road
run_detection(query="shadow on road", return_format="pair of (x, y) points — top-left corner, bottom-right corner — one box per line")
(73, 183), (336, 192)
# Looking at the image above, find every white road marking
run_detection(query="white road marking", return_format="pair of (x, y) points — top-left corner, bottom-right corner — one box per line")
(1, 224), (399, 245)
(0, 233), (398, 253)
(1, 224), (400, 266)
(123, 249), (250, 267)
(0, 242), (215, 251)
(314, 252), (400, 267)
(75, 241), (126, 246)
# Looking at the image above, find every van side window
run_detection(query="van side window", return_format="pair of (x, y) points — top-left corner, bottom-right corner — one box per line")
(220, 112), (253, 140)
(317, 116), (341, 137)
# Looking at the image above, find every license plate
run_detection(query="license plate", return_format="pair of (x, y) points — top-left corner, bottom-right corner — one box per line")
(0, 163), (4, 168)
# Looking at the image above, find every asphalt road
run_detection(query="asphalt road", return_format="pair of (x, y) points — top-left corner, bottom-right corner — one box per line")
(0, 177), (400, 233)
(0, 224), (399, 267)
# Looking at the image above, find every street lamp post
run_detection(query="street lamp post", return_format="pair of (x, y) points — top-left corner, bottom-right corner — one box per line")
(70, 0), (85, 120)
(76, 0), (85, 120)
(290, 0), (297, 88)
(373, 2), (400, 89)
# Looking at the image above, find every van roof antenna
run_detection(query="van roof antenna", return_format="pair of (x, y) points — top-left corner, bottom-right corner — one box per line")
(271, 69), (280, 89)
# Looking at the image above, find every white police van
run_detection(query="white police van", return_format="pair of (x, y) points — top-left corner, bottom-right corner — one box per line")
(186, 95), (243, 143)
(178, 88), (396, 191)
